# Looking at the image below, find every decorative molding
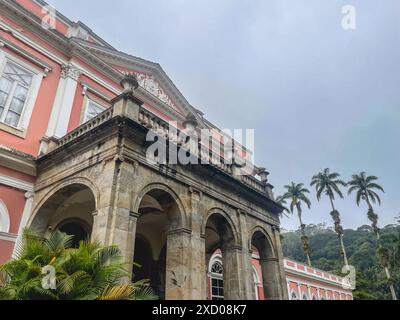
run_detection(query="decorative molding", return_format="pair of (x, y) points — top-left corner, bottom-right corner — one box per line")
(0, 231), (17, 242)
(0, 147), (36, 176)
(0, 174), (34, 192)
(0, 36), (52, 76)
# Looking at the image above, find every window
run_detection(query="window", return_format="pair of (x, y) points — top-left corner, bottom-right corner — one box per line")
(252, 266), (261, 300)
(209, 255), (224, 300)
(291, 291), (298, 300)
(84, 99), (106, 122)
(0, 200), (10, 233)
(302, 293), (309, 300)
(0, 62), (34, 128)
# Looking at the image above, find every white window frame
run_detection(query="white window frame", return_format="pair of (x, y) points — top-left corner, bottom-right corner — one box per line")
(82, 97), (106, 123)
(209, 253), (224, 300)
(0, 200), (10, 233)
(0, 51), (43, 133)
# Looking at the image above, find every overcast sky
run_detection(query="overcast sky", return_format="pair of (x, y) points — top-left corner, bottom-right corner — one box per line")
(48, 0), (400, 231)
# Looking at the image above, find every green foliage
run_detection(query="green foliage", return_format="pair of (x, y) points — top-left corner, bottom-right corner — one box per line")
(282, 223), (400, 300)
(0, 230), (157, 300)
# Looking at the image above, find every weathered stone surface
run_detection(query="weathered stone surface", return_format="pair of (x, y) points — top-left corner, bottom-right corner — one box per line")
(27, 94), (287, 300)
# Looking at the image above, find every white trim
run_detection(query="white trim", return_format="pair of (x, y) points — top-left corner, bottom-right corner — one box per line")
(71, 61), (120, 95)
(286, 276), (352, 298)
(12, 192), (34, 258)
(0, 231), (16, 242)
(0, 51), (44, 132)
(0, 200), (10, 233)
(0, 20), (66, 65)
(0, 174), (34, 192)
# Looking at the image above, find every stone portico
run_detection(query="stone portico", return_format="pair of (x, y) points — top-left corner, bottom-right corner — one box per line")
(26, 81), (288, 300)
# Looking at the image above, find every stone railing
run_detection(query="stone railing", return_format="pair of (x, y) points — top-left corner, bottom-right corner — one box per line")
(51, 96), (270, 197)
(57, 107), (114, 147)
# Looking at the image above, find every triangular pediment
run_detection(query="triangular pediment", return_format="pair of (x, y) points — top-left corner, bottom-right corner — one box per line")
(74, 39), (205, 127)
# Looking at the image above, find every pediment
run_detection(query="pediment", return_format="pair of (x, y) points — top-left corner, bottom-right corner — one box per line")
(75, 40), (205, 127)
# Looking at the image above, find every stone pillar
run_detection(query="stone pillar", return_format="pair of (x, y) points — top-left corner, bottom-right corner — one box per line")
(260, 257), (281, 300)
(186, 187), (207, 300)
(272, 225), (289, 300)
(221, 245), (247, 300)
(165, 228), (191, 300)
(91, 155), (138, 275)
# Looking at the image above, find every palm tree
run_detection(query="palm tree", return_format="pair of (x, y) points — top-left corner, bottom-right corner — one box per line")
(348, 172), (397, 300)
(275, 195), (290, 218)
(282, 182), (312, 266)
(311, 168), (349, 268)
(0, 230), (156, 300)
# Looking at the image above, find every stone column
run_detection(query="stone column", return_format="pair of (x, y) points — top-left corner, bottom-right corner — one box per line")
(237, 210), (255, 300)
(260, 256), (281, 300)
(272, 225), (289, 300)
(165, 228), (191, 300)
(221, 245), (247, 300)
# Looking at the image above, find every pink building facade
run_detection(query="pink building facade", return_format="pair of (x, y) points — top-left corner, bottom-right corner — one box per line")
(0, 0), (352, 300)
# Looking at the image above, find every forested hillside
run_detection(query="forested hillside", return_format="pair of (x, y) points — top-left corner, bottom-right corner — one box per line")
(281, 223), (400, 299)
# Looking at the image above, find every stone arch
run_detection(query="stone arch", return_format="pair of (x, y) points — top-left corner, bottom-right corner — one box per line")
(249, 226), (276, 258)
(201, 208), (240, 246)
(30, 176), (99, 224)
(133, 182), (187, 230)
(0, 200), (10, 233)
(133, 182), (188, 300)
(204, 208), (242, 300)
(28, 180), (97, 242)
(250, 225), (281, 300)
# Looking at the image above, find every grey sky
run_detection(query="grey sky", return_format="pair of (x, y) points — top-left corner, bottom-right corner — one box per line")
(48, 0), (400, 231)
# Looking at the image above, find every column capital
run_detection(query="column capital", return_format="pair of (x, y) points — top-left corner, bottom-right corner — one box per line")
(61, 63), (81, 80)
(24, 191), (35, 199)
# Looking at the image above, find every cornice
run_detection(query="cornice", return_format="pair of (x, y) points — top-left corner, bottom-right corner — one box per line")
(0, 146), (36, 177)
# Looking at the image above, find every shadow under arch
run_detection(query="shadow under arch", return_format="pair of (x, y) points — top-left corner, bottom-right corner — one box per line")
(250, 225), (281, 300)
(28, 182), (97, 243)
(204, 208), (242, 300)
(133, 183), (187, 300)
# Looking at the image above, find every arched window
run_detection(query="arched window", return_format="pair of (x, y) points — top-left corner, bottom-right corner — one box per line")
(252, 266), (261, 300)
(209, 254), (224, 300)
(291, 291), (298, 300)
(0, 200), (10, 233)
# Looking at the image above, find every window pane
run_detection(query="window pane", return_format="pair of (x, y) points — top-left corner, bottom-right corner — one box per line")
(0, 91), (8, 108)
(9, 97), (25, 114)
(4, 111), (20, 127)
(4, 62), (33, 86)
(86, 101), (105, 121)
(13, 85), (28, 102)
(0, 77), (13, 95)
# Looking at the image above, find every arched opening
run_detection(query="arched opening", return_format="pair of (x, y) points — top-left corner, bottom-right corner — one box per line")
(57, 219), (91, 248)
(251, 229), (279, 300)
(0, 200), (10, 233)
(29, 184), (95, 244)
(133, 188), (182, 300)
(205, 212), (238, 300)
